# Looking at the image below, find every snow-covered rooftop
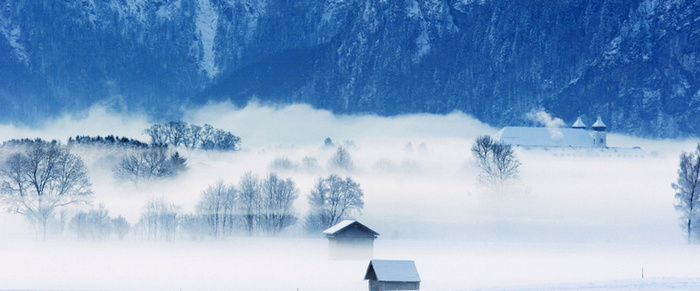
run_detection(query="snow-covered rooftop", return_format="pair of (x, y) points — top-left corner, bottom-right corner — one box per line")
(323, 220), (355, 234)
(592, 116), (607, 129)
(365, 260), (421, 282)
(496, 127), (594, 148)
(322, 220), (378, 236)
(572, 117), (586, 128)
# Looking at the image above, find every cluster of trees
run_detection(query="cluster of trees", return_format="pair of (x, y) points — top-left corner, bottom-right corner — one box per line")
(113, 148), (187, 184)
(131, 172), (364, 241)
(68, 135), (148, 148)
(267, 146), (355, 173)
(137, 197), (181, 241)
(0, 141), (93, 240)
(0, 136), (364, 241)
(183, 172), (298, 239)
(673, 144), (700, 243)
(471, 135), (521, 193)
(144, 122), (241, 151)
(192, 180), (238, 239)
(69, 204), (131, 240)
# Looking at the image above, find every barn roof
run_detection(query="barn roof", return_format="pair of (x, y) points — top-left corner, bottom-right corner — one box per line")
(495, 127), (594, 148)
(364, 260), (420, 282)
(323, 220), (379, 236)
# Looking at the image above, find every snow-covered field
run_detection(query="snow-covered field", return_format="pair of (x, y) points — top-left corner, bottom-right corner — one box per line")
(1, 103), (700, 290)
(1, 237), (700, 290)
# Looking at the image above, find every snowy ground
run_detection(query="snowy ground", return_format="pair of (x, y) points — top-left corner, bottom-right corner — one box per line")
(486, 279), (700, 291)
(1, 103), (700, 290)
(1, 236), (700, 290)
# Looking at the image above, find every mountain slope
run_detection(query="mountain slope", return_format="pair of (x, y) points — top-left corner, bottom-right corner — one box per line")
(1, 0), (699, 137)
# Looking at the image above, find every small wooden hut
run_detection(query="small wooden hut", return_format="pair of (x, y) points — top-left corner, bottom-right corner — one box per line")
(364, 259), (421, 291)
(323, 220), (379, 260)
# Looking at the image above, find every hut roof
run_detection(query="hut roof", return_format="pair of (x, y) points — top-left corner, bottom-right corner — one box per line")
(364, 260), (420, 282)
(323, 220), (379, 237)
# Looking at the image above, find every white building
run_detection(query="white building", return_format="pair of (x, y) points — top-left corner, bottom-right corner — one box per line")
(496, 116), (607, 148)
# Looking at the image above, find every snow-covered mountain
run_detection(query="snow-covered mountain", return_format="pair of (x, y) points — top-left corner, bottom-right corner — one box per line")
(1, 0), (699, 137)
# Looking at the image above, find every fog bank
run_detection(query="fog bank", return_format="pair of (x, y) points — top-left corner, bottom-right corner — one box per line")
(1, 102), (699, 290)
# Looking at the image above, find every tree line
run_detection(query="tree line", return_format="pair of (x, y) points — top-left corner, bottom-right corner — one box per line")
(68, 135), (149, 148)
(2, 120), (242, 152)
(136, 172), (364, 241)
(144, 121), (241, 151)
(52, 172), (364, 241)
(1, 138), (61, 148)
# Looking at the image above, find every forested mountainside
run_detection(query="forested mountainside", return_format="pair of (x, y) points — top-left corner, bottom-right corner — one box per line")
(1, 0), (698, 137)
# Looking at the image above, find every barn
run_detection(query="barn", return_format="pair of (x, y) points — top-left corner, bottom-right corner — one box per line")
(323, 220), (379, 260)
(364, 259), (421, 291)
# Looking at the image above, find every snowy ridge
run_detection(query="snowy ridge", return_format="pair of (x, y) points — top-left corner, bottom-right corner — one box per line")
(241, 0), (266, 45)
(196, 0), (219, 79)
(1, 0), (700, 137)
(407, 0), (431, 62)
(112, 0), (148, 24)
(0, 18), (28, 65)
(155, 0), (182, 21)
(321, 0), (344, 23)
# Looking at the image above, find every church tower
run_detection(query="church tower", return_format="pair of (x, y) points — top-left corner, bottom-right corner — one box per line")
(572, 117), (586, 129)
(591, 116), (607, 148)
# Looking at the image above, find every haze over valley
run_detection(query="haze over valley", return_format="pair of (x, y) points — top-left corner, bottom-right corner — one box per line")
(1, 103), (699, 290)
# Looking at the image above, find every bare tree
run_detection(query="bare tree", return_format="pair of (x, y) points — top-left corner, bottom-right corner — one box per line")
(269, 156), (298, 172)
(211, 129), (241, 151)
(471, 135), (521, 192)
(0, 142), (93, 240)
(142, 147), (175, 178)
(166, 121), (188, 147)
(69, 211), (90, 239)
(328, 146), (355, 171)
(237, 171), (262, 235)
(304, 175), (364, 233)
(112, 215), (131, 240)
(69, 204), (112, 240)
(185, 124), (203, 149)
(199, 124), (216, 150)
(260, 173), (298, 235)
(673, 144), (700, 243)
(113, 152), (143, 184)
(113, 147), (177, 184)
(144, 124), (168, 146)
(137, 197), (181, 241)
(196, 179), (237, 239)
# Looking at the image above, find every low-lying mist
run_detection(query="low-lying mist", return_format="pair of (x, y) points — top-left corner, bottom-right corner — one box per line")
(1, 101), (699, 290)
